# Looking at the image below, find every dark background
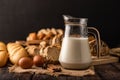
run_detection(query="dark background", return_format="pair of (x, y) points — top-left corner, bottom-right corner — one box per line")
(0, 0), (120, 48)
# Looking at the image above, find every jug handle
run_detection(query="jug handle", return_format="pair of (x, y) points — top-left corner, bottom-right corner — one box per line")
(88, 27), (101, 58)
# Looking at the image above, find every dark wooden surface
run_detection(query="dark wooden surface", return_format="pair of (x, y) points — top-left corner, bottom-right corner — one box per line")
(0, 63), (120, 80)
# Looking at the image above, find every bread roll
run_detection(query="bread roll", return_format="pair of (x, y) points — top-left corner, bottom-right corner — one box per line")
(7, 43), (28, 64)
(26, 32), (37, 41)
(0, 42), (8, 67)
(0, 42), (7, 51)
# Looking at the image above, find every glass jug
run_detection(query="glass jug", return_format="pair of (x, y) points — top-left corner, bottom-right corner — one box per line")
(59, 15), (92, 69)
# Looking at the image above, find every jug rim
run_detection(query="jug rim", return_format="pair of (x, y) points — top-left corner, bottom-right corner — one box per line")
(63, 15), (88, 20)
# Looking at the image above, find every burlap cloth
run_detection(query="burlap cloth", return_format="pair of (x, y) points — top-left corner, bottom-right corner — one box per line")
(8, 64), (95, 77)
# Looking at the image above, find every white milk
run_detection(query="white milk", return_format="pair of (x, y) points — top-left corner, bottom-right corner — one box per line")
(59, 37), (92, 69)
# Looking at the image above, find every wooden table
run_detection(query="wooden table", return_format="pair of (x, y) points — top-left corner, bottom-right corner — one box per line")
(0, 62), (120, 80)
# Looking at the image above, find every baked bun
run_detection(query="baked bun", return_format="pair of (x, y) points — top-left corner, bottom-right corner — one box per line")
(7, 43), (28, 64)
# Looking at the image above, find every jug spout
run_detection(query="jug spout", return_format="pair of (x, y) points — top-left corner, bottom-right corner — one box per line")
(63, 15), (77, 24)
(63, 15), (74, 20)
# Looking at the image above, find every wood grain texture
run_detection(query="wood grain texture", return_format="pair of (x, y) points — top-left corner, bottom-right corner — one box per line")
(0, 63), (120, 80)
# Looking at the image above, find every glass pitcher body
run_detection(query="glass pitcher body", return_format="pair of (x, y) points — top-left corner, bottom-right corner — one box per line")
(59, 15), (92, 69)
